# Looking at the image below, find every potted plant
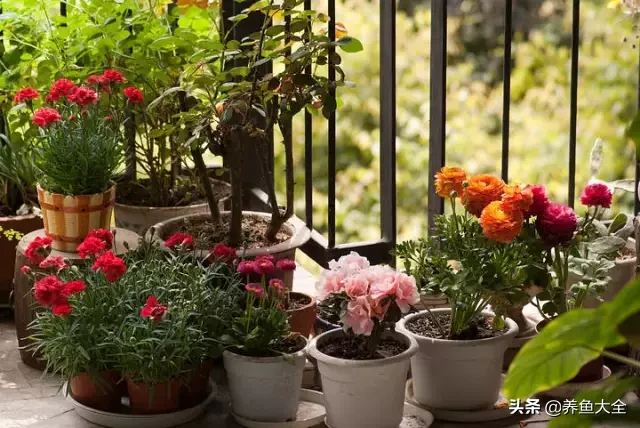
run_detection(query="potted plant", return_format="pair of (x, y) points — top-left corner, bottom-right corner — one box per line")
(16, 75), (124, 252)
(307, 252), (419, 428)
(222, 259), (307, 423)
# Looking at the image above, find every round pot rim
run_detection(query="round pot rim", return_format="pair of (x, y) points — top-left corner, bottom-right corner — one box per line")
(397, 308), (519, 346)
(36, 183), (116, 197)
(148, 211), (312, 257)
(114, 179), (231, 211)
(307, 328), (419, 367)
(0, 212), (42, 222)
(223, 336), (308, 363)
(286, 291), (316, 314)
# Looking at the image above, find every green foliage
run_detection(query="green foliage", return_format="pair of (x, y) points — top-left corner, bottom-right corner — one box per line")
(0, 133), (38, 211)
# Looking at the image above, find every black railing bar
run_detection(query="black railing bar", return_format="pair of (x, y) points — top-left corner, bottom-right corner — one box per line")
(300, 227), (393, 267)
(304, 0), (313, 228)
(60, 1), (67, 19)
(501, 0), (513, 182)
(567, 0), (580, 208)
(327, 0), (336, 248)
(379, 0), (396, 266)
(427, 0), (447, 233)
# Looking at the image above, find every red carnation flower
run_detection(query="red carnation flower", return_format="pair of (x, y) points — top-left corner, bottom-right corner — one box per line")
(39, 255), (68, 271)
(25, 236), (53, 265)
(210, 244), (237, 265)
(34, 276), (67, 307)
(32, 107), (61, 127)
(68, 86), (98, 106)
(164, 232), (195, 249)
(20, 266), (31, 275)
(123, 87), (144, 104)
(141, 296), (168, 322)
(269, 278), (286, 295)
(77, 236), (106, 259)
(254, 258), (275, 275)
(245, 283), (265, 298)
(63, 280), (87, 296)
(255, 254), (275, 263)
(91, 251), (127, 283)
(276, 259), (296, 271)
(535, 203), (578, 245)
(523, 185), (549, 218)
(86, 229), (114, 250)
(237, 260), (256, 275)
(102, 69), (127, 84)
(13, 88), (40, 104)
(580, 183), (613, 209)
(52, 303), (73, 317)
(46, 78), (77, 102)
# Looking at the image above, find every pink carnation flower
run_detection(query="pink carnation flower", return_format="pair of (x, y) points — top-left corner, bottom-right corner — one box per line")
(316, 269), (346, 300)
(344, 272), (370, 298)
(328, 251), (370, 275)
(370, 270), (419, 313)
(343, 295), (375, 336)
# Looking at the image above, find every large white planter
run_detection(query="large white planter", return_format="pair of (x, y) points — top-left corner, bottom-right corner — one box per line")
(307, 329), (418, 428)
(397, 309), (518, 411)
(223, 341), (307, 422)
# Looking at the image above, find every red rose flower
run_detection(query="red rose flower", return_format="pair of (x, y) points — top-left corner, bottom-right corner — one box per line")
(254, 258), (275, 275)
(102, 69), (127, 84)
(63, 280), (87, 296)
(77, 236), (106, 259)
(68, 86), (98, 106)
(580, 183), (613, 209)
(123, 87), (144, 104)
(46, 78), (77, 102)
(535, 203), (578, 245)
(32, 107), (61, 127)
(210, 244), (237, 265)
(25, 236), (53, 265)
(13, 88), (40, 104)
(164, 232), (195, 249)
(276, 259), (296, 271)
(245, 283), (265, 298)
(86, 229), (114, 250)
(141, 296), (168, 322)
(91, 251), (127, 283)
(86, 74), (106, 85)
(523, 185), (550, 218)
(39, 255), (68, 271)
(34, 276), (67, 307)
(20, 266), (31, 275)
(237, 260), (256, 275)
(52, 303), (73, 316)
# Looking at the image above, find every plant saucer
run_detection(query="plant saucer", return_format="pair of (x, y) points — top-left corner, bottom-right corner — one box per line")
(323, 402), (434, 428)
(542, 365), (612, 399)
(405, 379), (513, 422)
(231, 389), (326, 428)
(63, 380), (215, 428)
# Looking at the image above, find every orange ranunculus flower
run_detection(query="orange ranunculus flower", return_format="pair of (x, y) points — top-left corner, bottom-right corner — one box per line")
(177, 0), (208, 11)
(480, 201), (523, 243)
(435, 166), (466, 198)
(501, 184), (533, 214)
(463, 174), (506, 217)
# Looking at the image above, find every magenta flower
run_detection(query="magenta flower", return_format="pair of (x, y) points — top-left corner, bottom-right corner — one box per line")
(535, 203), (578, 245)
(580, 183), (613, 209)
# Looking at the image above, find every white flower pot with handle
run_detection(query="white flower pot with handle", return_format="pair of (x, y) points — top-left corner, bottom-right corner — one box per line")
(397, 308), (518, 411)
(307, 329), (418, 428)
(223, 340), (307, 422)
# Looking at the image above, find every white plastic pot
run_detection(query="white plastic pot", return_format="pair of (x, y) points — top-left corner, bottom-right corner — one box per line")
(307, 329), (418, 428)
(397, 308), (518, 411)
(223, 341), (307, 423)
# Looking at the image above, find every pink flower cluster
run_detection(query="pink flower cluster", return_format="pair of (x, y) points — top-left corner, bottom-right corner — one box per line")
(316, 252), (419, 336)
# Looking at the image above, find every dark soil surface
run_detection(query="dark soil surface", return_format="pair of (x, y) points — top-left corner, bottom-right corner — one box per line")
(273, 335), (307, 355)
(317, 300), (341, 325)
(0, 204), (14, 216)
(618, 247), (636, 260)
(177, 215), (291, 249)
(287, 293), (311, 310)
(405, 312), (507, 340)
(116, 178), (231, 207)
(319, 336), (408, 360)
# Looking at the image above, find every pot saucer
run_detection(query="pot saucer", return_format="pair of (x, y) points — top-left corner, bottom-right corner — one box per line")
(405, 379), (512, 422)
(542, 365), (612, 399)
(323, 402), (434, 428)
(231, 389), (325, 428)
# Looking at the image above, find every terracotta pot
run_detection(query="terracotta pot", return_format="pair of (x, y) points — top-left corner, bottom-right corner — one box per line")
(149, 211), (311, 289)
(114, 179), (231, 236)
(70, 371), (122, 411)
(0, 214), (42, 305)
(126, 378), (181, 414)
(180, 360), (213, 409)
(286, 291), (316, 337)
(37, 184), (115, 252)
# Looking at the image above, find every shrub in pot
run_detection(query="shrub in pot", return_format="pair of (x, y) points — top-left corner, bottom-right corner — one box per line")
(307, 252), (419, 428)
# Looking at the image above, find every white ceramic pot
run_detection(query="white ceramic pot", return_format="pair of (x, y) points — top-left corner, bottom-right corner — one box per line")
(397, 308), (518, 411)
(223, 340), (307, 422)
(307, 329), (418, 428)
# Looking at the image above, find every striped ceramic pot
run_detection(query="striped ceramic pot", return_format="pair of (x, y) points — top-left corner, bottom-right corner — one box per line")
(37, 184), (116, 252)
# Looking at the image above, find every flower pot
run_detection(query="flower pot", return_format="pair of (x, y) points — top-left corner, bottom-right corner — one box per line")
(37, 184), (116, 252)
(0, 213), (42, 305)
(286, 291), (317, 337)
(412, 292), (449, 310)
(223, 339), (307, 422)
(70, 371), (122, 411)
(397, 308), (519, 411)
(149, 211), (311, 289)
(180, 360), (213, 409)
(307, 329), (418, 428)
(126, 378), (181, 414)
(314, 314), (340, 336)
(114, 179), (231, 236)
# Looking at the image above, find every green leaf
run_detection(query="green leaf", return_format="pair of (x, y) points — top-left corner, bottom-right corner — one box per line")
(266, 25), (285, 36)
(618, 311), (640, 347)
(149, 36), (184, 50)
(608, 213), (627, 234)
(228, 13), (249, 23)
(587, 236), (626, 255)
(336, 36), (363, 53)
